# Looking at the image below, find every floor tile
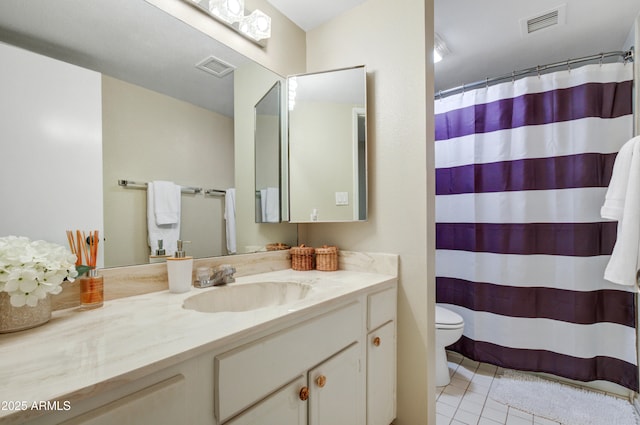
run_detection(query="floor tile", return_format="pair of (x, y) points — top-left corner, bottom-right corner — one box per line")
(437, 401), (458, 418)
(481, 406), (508, 424)
(458, 397), (484, 416)
(478, 418), (503, 425)
(453, 408), (480, 425)
(505, 415), (532, 425)
(436, 412), (453, 425)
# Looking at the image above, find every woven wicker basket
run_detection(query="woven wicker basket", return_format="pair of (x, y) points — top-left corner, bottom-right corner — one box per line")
(266, 243), (290, 251)
(290, 244), (315, 271)
(315, 245), (338, 271)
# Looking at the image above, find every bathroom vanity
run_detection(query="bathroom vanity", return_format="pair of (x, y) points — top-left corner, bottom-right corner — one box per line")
(0, 263), (397, 425)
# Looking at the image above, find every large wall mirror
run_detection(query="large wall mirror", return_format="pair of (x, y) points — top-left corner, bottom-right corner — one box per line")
(0, 0), (297, 267)
(288, 66), (367, 222)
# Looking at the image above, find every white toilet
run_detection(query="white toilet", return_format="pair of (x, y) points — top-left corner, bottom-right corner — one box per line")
(435, 305), (465, 387)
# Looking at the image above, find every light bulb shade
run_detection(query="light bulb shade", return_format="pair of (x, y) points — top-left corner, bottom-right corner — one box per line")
(288, 77), (297, 110)
(239, 9), (271, 41)
(434, 33), (450, 63)
(433, 49), (442, 63)
(209, 0), (245, 24)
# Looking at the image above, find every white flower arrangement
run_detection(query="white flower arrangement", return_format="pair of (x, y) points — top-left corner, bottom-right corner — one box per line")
(0, 236), (78, 308)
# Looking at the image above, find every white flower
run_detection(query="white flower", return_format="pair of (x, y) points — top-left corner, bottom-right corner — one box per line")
(0, 236), (76, 308)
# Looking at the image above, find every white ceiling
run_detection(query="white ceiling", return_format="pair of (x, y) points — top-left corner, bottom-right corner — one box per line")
(0, 0), (637, 116)
(265, 0), (367, 31)
(433, 0), (640, 93)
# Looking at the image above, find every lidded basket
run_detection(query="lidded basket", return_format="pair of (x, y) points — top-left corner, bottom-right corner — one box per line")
(315, 245), (338, 271)
(290, 244), (315, 271)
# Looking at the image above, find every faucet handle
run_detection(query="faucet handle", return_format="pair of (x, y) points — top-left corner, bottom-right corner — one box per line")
(216, 264), (236, 284)
(217, 264), (236, 275)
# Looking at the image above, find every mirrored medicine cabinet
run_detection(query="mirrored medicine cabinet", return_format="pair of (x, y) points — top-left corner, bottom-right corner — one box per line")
(255, 65), (368, 224)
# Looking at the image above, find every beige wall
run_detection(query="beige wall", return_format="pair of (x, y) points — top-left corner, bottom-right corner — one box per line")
(289, 101), (357, 222)
(102, 75), (234, 266)
(303, 0), (434, 423)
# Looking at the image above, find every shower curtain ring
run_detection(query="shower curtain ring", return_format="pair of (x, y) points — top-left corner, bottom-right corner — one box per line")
(566, 59), (571, 72)
(536, 65), (541, 78)
(511, 71), (515, 83)
(599, 53), (604, 66)
(485, 77), (489, 89)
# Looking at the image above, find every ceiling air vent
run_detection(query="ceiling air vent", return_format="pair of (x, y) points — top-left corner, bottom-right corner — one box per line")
(521, 4), (566, 35)
(196, 56), (235, 78)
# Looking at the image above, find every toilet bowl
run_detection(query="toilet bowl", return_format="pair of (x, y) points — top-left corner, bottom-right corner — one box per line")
(435, 305), (464, 387)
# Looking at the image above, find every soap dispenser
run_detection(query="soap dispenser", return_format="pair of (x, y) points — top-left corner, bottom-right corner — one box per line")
(149, 239), (170, 263)
(166, 240), (193, 293)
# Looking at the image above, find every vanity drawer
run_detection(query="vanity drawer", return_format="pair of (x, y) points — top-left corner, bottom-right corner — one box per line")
(367, 286), (397, 331)
(215, 301), (362, 423)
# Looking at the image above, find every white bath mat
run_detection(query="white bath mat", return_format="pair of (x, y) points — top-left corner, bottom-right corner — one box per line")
(489, 369), (638, 425)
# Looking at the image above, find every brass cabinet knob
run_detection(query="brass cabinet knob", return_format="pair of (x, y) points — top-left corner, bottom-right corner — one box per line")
(315, 375), (327, 388)
(299, 386), (309, 401)
(373, 336), (381, 346)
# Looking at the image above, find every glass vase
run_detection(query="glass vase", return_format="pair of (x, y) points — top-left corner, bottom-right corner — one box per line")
(79, 268), (104, 309)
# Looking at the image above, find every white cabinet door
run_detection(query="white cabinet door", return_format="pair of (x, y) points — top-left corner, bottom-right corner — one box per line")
(226, 376), (307, 425)
(367, 321), (396, 425)
(60, 375), (186, 425)
(308, 343), (363, 425)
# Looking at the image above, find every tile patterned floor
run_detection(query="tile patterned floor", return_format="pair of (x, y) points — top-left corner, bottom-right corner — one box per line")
(436, 351), (565, 425)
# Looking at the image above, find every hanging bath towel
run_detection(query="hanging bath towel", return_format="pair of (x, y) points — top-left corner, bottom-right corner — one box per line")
(147, 181), (181, 256)
(225, 188), (237, 254)
(260, 187), (280, 223)
(601, 135), (640, 287)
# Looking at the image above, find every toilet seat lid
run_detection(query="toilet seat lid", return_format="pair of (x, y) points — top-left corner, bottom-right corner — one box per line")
(436, 305), (464, 327)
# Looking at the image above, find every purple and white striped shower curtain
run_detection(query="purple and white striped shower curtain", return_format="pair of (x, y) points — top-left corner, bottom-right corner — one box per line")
(435, 63), (637, 391)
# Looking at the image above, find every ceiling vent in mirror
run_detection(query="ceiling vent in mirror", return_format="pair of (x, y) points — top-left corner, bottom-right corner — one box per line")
(521, 4), (566, 35)
(196, 56), (236, 78)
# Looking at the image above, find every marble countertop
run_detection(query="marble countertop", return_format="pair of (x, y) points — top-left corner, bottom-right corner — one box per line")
(0, 268), (396, 423)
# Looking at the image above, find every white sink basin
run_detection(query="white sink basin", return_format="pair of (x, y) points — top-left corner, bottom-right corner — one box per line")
(182, 281), (313, 313)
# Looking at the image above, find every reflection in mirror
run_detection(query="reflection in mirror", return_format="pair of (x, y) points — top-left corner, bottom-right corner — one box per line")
(288, 66), (367, 222)
(255, 81), (283, 223)
(0, 0), (296, 267)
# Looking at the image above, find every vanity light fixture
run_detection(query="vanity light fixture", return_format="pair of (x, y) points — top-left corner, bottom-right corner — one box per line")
(239, 9), (271, 41)
(434, 33), (450, 64)
(209, 0), (245, 24)
(187, 0), (272, 46)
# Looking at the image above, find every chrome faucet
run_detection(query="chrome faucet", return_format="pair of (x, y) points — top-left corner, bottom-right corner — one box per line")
(194, 264), (236, 288)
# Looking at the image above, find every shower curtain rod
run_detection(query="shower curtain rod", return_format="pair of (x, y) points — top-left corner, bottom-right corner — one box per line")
(436, 48), (634, 99)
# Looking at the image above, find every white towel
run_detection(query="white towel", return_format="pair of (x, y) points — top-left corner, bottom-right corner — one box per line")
(224, 188), (236, 254)
(152, 181), (181, 225)
(147, 181), (181, 256)
(260, 187), (280, 223)
(601, 135), (640, 287)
